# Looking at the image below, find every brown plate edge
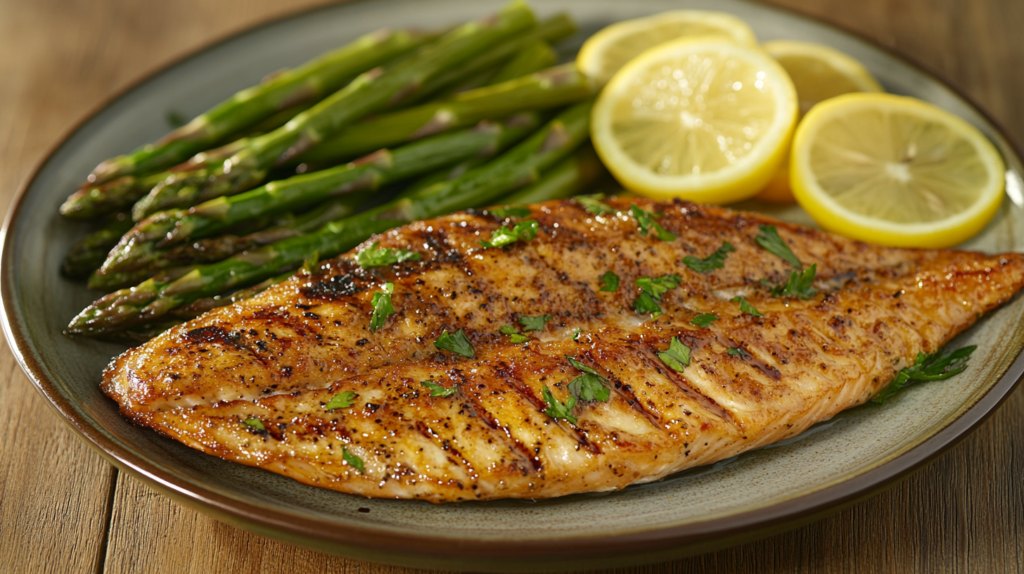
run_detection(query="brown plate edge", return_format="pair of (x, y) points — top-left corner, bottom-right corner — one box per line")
(2, 0), (1023, 570)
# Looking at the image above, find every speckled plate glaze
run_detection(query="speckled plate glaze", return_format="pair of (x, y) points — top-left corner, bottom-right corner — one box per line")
(3, 0), (1024, 570)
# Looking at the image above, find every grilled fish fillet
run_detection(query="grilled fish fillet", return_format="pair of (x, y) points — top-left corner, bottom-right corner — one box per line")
(102, 197), (1024, 502)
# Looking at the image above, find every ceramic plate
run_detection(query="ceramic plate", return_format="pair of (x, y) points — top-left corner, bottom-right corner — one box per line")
(4, 0), (1024, 571)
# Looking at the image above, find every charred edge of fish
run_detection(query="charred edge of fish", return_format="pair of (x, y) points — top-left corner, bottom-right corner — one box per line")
(302, 273), (366, 300)
(409, 226), (463, 264)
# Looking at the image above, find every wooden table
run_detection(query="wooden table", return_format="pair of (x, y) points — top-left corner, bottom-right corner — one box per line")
(2, 0), (1022, 571)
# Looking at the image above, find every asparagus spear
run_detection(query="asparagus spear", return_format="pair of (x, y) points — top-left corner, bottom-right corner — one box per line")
(66, 100), (592, 336)
(399, 13), (577, 107)
(88, 194), (370, 291)
(89, 29), (438, 187)
(61, 213), (135, 278)
(129, 2), (537, 220)
(59, 31), (434, 222)
(501, 145), (606, 204)
(294, 62), (592, 166)
(490, 40), (557, 85)
(95, 112), (542, 281)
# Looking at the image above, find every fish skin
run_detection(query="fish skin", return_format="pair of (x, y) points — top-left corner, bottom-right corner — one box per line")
(101, 197), (1024, 502)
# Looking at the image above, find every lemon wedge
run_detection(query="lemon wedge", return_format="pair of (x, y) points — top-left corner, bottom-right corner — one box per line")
(790, 93), (1005, 248)
(591, 38), (798, 204)
(756, 40), (883, 203)
(577, 11), (757, 86)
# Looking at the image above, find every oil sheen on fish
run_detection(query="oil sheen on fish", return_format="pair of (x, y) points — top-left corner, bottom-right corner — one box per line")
(101, 197), (1024, 503)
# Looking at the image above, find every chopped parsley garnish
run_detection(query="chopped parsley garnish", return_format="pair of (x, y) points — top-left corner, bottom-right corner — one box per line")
(768, 264), (818, 299)
(480, 220), (540, 248)
(633, 274), (682, 319)
(599, 270), (620, 292)
(356, 242), (421, 268)
(369, 282), (395, 331)
(658, 337), (691, 372)
(872, 346), (976, 404)
(541, 385), (578, 424)
(571, 328), (582, 341)
(683, 242), (735, 273)
(565, 356), (610, 402)
(242, 417), (265, 431)
(342, 447), (365, 473)
(519, 314), (552, 332)
(755, 225), (801, 268)
(421, 380), (457, 397)
(690, 313), (718, 328)
(731, 296), (763, 317)
(500, 324), (529, 343)
(727, 347), (751, 359)
(629, 205), (676, 241)
(434, 329), (475, 358)
(324, 391), (356, 410)
(577, 194), (615, 215)
(489, 205), (532, 218)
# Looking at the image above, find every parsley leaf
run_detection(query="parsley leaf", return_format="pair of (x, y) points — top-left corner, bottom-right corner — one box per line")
(730, 296), (763, 317)
(577, 194), (615, 215)
(480, 220), (540, 248)
(636, 274), (682, 300)
(755, 225), (801, 268)
(658, 337), (691, 372)
(519, 315), (552, 332)
(242, 417), (265, 431)
(434, 329), (475, 358)
(324, 391), (356, 410)
(369, 282), (395, 331)
(873, 346), (976, 404)
(571, 328), (582, 341)
(683, 242), (736, 273)
(421, 380), (457, 397)
(356, 242), (422, 268)
(541, 385), (578, 424)
(566, 356), (600, 375)
(690, 313), (718, 328)
(633, 292), (663, 319)
(770, 264), (818, 299)
(599, 271), (620, 292)
(633, 274), (682, 318)
(630, 205), (676, 241)
(727, 347), (751, 359)
(565, 356), (609, 402)
(489, 205), (531, 218)
(342, 447), (364, 473)
(500, 324), (529, 343)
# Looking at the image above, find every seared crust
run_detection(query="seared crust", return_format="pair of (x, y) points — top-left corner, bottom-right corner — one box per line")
(101, 198), (1024, 502)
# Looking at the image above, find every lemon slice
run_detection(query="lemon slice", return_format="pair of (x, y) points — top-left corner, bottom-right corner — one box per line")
(756, 40), (883, 203)
(577, 11), (757, 86)
(790, 93), (1005, 248)
(591, 38), (798, 204)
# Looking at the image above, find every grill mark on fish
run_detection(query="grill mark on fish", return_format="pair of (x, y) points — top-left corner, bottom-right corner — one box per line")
(638, 347), (732, 424)
(459, 385), (540, 474)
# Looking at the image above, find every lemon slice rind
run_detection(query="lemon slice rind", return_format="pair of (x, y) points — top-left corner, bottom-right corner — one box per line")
(790, 93), (1005, 248)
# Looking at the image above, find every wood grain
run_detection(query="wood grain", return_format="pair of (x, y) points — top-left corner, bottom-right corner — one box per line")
(0, 0), (1022, 572)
